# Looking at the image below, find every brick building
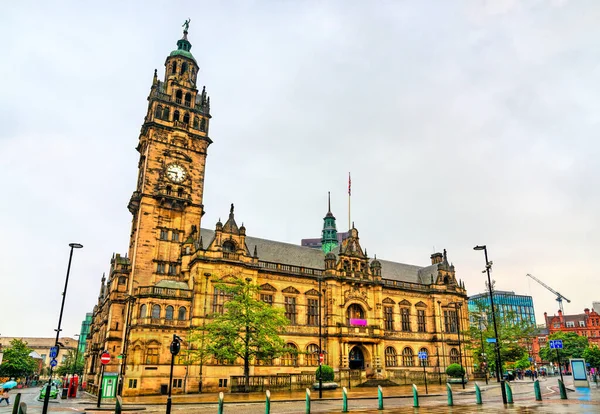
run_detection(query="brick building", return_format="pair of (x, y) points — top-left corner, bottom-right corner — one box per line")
(544, 308), (600, 346)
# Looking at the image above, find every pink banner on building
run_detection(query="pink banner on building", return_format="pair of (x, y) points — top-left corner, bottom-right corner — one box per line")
(350, 318), (367, 326)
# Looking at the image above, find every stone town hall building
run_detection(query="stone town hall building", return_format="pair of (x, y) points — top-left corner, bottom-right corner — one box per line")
(84, 26), (470, 396)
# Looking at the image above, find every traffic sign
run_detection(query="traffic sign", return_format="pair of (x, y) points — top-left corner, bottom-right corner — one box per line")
(50, 358), (58, 367)
(50, 346), (58, 358)
(550, 340), (563, 349)
(486, 338), (497, 343)
(418, 351), (427, 360)
(100, 352), (111, 365)
(319, 353), (324, 364)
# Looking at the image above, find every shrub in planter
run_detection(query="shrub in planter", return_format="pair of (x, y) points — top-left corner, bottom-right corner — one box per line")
(316, 365), (334, 382)
(446, 363), (465, 378)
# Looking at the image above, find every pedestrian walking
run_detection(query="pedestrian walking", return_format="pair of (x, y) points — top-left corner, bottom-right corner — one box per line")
(0, 388), (10, 406)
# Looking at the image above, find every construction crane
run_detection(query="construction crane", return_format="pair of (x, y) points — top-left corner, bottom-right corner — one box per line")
(526, 273), (571, 313)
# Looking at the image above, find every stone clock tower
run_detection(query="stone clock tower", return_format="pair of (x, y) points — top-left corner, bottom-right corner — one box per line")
(127, 25), (211, 288)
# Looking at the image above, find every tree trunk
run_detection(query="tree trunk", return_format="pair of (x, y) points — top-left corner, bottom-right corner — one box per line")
(244, 350), (250, 393)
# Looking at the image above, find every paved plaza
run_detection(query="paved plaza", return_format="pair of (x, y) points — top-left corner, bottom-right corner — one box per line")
(1, 377), (599, 413)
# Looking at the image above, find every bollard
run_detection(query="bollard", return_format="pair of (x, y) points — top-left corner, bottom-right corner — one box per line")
(412, 384), (419, 408)
(558, 379), (568, 400)
(12, 393), (22, 414)
(115, 396), (123, 414)
(17, 402), (27, 414)
(475, 383), (482, 405)
(265, 390), (271, 414)
(534, 380), (542, 401)
(446, 383), (453, 406)
(218, 392), (224, 414)
(378, 385), (383, 410)
(342, 387), (348, 413)
(305, 388), (311, 414)
(505, 382), (514, 404)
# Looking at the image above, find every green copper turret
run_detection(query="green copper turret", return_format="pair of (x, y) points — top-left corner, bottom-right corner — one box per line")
(321, 192), (338, 254)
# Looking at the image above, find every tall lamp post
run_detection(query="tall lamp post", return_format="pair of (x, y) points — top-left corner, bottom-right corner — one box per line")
(72, 334), (81, 377)
(42, 242), (83, 414)
(437, 301), (447, 383)
(478, 317), (489, 385)
(448, 302), (465, 389)
(118, 295), (136, 396)
(166, 334), (183, 414)
(474, 245), (507, 405)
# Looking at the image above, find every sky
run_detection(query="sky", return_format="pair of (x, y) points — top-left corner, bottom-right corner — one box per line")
(1, 0), (599, 339)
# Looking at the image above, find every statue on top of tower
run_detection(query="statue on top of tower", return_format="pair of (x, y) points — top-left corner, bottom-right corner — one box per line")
(183, 18), (191, 33)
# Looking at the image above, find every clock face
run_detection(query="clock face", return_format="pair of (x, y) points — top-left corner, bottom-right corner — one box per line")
(166, 163), (186, 183)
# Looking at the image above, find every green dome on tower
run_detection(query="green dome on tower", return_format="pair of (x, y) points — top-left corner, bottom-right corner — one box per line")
(170, 20), (197, 63)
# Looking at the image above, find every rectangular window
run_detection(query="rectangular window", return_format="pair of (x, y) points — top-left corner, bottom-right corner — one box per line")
(384, 306), (394, 331)
(168, 264), (177, 275)
(553, 323), (561, 328)
(128, 379), (137, 388)
(146, 348), (159, 364)
(417, 309), (426, 332)
(307, 298), (319, 326)
(160, 229), (168, 240)
(401, 308), (411, 332)
(260, 293), (273, 306)
(212, 288), (231, 314)
(218, 379), (228, 388)
(172, 232), (179, 242)
(566, 321), (575, 328)
(444, 310), (458, 333)
(284, 296), (297, 324)
(172, 379), (183, 388)
(157, 263), (165, 274)
(579, 320), (586, 327)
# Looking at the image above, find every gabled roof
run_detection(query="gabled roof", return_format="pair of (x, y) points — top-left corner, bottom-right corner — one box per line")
(200, 228), (428, 284)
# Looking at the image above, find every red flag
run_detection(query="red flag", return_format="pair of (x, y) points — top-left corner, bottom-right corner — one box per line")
(348, 173), (351, 196)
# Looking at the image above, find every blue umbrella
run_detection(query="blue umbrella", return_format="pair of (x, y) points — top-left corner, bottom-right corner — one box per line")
(1, 381), (17, 389)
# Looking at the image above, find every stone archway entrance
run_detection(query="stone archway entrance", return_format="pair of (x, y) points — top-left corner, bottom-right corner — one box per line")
(349, 346), (365, 370)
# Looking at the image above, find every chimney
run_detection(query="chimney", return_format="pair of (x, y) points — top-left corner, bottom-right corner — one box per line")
(430, 252), (443, 265)
(585, 308), (590, 315)
(558, 309), (563, 322)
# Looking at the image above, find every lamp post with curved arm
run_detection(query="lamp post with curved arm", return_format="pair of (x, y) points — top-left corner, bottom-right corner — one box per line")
(473, 245), (507, 405)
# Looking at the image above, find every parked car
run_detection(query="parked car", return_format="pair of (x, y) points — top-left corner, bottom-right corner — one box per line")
(39, 385), (59, 400)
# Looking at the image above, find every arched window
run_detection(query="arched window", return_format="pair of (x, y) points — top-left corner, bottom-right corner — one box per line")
(172, 62), (177, 74)
(222, 241), (235, 252)
(183, 113), (190, 124)
(139, 304), (147, 318)
(178, 307), (187, 320)
(173, 110), (180, 122)
(347, 304), (365, 325)
(306, 344), (319, 366)
(450, 348), (460, 364)
(166, 186), (172, 195)
(281, 343), (297, 366)
(419, 348), (429, 366)
(176, 90), (182, 104)
(177, 188), (184, 198)
(181, 62), (188, 75)
(200, 118), (206, 132)
(185, 93), (191, 107)
(402, 347), (414, 367)
(385, 347), (397, 367)
(162, 107), (170, 120)
(165, 305), (174, 320)
(154, 105), (162, 119)
(151, 304), (161, 319)
(193, 117), (199, 129)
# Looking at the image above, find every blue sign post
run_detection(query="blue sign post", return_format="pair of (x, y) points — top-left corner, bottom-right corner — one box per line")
(49, 347), (58, 359)
(486, 338), (497, 343)
(418, 352), (428, 394)
(549, 340), (564, 384)
(50, 359), (57, 368)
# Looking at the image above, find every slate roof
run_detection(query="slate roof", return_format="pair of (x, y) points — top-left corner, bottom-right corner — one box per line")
(200, 228), (430, 284)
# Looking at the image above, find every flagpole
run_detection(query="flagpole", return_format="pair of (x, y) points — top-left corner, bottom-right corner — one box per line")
(348, 172), (351, 231)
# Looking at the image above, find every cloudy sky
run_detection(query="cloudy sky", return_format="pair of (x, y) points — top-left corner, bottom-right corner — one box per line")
(1, 0), (599, 339)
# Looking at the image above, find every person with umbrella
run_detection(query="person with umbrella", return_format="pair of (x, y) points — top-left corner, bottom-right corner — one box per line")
(0, 388), (9, 406)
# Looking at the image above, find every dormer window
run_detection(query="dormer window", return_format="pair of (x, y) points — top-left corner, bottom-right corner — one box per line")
(222, 241), (235, 252)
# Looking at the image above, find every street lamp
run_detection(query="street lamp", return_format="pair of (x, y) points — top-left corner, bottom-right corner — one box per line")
(42, 242), (83, 414)
(318, 274), (323, 399)
(118, 295), (136, 396)
(437, 301), (447, 384)
(166, 334), (183, 414)
(478, 316), (488, 385)
(448, 302), (466, 389)
(473, 245), (507, 405)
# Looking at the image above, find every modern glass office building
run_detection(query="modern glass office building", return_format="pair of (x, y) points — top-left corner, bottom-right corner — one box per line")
(468, 291), (536, 327)
(79, 312), (93, 354)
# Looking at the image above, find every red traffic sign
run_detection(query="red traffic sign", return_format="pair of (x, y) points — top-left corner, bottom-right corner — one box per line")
(319, 353), (324, 363)
(100, 352), (111, 365)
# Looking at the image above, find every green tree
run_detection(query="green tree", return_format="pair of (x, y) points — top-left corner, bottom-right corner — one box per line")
(55, 350), (84, 377)
(466, 299), (536, 375)
(446, 363), (465, 378)
(514, 353), (532, 370)
(539, 332), (588, 372)
(0, 339), (37, 378)
(200, 278), (292, 392)
(583, 345), (600, 370)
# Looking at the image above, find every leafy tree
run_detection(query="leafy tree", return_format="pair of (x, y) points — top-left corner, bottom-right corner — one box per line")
(446, 363), (465, 377)
(514, 353), (532, 370)
(316, 365), (334, 382)
(0, 339), (37, 378)
(466, 297), (536, 375)
(200, 278), (292, 392)
(538, 332), (588, 369)
(583, 345), (600, 370)
(55, 350), (84, 376)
